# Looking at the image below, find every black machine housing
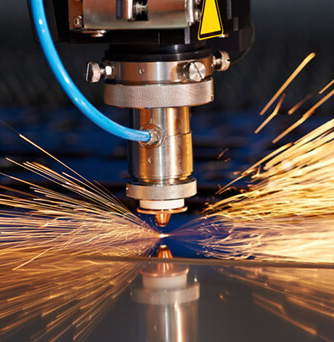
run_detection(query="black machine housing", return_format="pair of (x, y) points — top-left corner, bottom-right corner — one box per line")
(29, 0), (253, 62)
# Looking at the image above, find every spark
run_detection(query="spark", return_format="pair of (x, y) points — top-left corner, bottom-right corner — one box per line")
(0, 136), (160, 340)
(0, 251), (145, 341)
(319, 78), (334, 94)
(218, 148), (229, 160)
(288, 93), (312, 115)
(273, 88), (334, 143)
(255, 93), (285, 134)
(256, 55), (334, 142)
(172, 118), (334, 263)
(260, 52), (315, 116)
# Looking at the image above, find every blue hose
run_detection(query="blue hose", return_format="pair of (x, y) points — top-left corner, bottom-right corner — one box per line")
(30, 0), (150, 142)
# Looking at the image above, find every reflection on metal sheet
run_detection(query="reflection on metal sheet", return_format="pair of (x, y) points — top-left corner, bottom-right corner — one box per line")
(1, 256), (333, 341)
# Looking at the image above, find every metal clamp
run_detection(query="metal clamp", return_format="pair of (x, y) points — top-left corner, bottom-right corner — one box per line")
(102, 57), (214, 84)
(104, 79), (214, 108)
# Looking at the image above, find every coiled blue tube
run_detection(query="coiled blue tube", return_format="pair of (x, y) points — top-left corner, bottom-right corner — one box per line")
(30, 0), (150, 142)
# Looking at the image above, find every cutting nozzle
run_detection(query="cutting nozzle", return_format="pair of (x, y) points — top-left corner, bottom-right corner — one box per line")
(137, 206), (187, 228)
(155, 212), (172, 227)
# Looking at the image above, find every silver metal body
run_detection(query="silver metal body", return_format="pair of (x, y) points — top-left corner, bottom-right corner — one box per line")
(103, 58), (214, 83)
(127, 107), (197, 213)
(103, 57), (214, 108)
(69, 0), (201, 32)
(78, 0), (231, 224)
(129, 108), (192, 182)
(101, 56), (220, 220)
(104, 80), (213, 108)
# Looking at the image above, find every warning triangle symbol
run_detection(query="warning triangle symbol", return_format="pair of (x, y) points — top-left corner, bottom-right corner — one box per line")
(198, 0), (224, 40)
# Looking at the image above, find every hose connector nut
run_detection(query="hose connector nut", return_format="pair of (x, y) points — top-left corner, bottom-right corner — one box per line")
(140, 124), (164, 148)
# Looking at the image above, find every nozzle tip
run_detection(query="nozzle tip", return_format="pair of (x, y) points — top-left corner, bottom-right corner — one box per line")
(155, 212), (171, 227)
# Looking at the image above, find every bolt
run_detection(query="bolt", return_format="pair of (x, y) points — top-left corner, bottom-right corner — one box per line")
(139, 68), (145, 75)
(213, 51), (230, 72)
(105, 65), (114, 78)
(86, 62), (103, 83)
(183, 61), (206, 82)
(73, 15), (83, 28)
(134, 2), (147, 17)
(194, 8), (201, 22)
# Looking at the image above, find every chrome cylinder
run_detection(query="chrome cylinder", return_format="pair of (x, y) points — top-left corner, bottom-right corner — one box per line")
(127, 107), (197, 209)
(129, 107), (192, 182)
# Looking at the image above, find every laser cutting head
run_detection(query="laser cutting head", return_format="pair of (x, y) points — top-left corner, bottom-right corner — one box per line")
(35, 0), (253, 227)
(117, 54), (228, 227)
(90, 48), (233, 228)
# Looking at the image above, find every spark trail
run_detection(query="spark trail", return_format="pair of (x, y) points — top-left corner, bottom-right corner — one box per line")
(0, 138), (160, 340)
(171, 53), (334, 264)
(175, 118), (334, 263)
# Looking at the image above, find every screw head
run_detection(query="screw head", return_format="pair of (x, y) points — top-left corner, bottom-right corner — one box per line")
(104, 65), (114, 77)
(213, 51), (230, 72)
(194, 9), (201, 22)
(86, 62), (102, 83)
(73, 15), (83, 28)
(184, 61), (206, 82)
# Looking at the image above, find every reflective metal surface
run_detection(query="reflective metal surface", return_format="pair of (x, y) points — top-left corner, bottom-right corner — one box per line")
(4, 256), (333, 341)
(68, 0), (84, 30)
(104, 79), (214, 108)
(103, 57), (214, 84)
(88, 259), (334, 342)
(129, 107), (193, 182)
(127, 180), (197, 201)
(82, 0), (192, 30)
(127, 107), (196, 222)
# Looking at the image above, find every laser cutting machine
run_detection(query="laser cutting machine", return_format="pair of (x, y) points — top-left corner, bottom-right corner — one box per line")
(29, 0), (253, 226)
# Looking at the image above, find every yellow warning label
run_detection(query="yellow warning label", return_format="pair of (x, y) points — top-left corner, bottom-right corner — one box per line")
(198, 0), (224, 40)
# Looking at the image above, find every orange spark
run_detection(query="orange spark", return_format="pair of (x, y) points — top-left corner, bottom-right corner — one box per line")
(273, 88), (334, 143)
(0, 141), (160, 340)
(288, 93), (312, 115)
(173, 118), (334, 263)
(319, 78), (334, 94)
(260, 52), (316, 116)
(255, 94), (286, 134)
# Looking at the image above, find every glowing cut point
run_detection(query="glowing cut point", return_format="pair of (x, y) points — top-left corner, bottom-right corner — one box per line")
(159, 234), (170, 239)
